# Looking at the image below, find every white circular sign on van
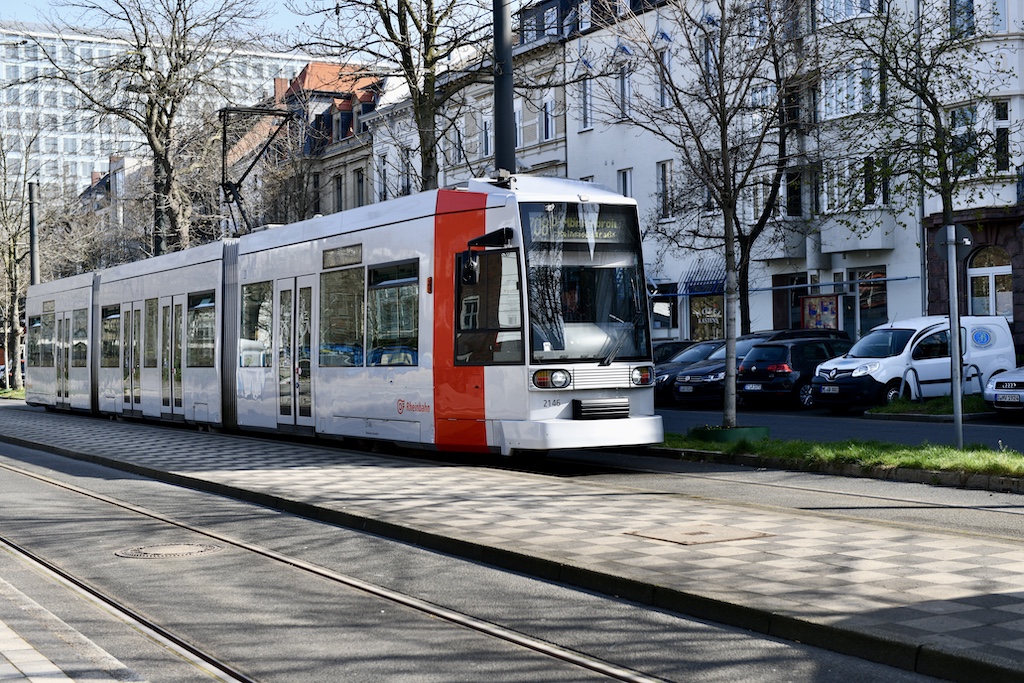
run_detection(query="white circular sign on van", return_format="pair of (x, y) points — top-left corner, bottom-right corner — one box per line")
(972, 327), (994, 348)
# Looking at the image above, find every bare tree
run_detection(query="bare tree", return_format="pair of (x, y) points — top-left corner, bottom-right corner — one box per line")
(0, 125), (43, 391)
(583, 0), (805, 428)
(28, 0), (266, 254)
(817, 0), (1019, 240)
(289, 0), (495, 191)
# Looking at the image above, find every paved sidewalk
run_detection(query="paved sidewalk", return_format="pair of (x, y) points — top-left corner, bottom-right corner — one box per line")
(0, 618), (76, 682)
(2, 404), (1024, 682)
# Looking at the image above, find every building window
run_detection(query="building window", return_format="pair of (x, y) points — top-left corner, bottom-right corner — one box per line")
(378, 154), (388, 202)
(401, 149), (412, 196)
(514, 102), (523, 148)
(334, 175), (344, 213)
(480, 113), (493, 157)
(580, 78), (592, 130)
(950, 0), (975, 36)
(786, 170), (803, 217)
(950, 104), (978, 176)
(657, 160), (672, 218)
(618, 168), (633, 197)
(541, 94), (556, 141)
(658, 48), (671, 108)
(992, 0), (1007, 32)
(617, 66), (631, 118)
(544, 7), (558, 35)
(822, 0), (874, 22)
(854, 267), (887, 335)
(579, 0), (591, 30)
(354, 169), (365, 207)
(968, 246), (1013, 321)
(312, 173), (321, 214)
(995, 101), (1010, 172)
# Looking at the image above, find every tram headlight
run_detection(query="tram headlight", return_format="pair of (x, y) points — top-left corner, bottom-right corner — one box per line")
(533, 369), (571, 389)
(632, 366), (654, 386)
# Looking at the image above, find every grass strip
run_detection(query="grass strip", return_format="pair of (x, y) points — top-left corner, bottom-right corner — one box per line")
(663, 433), (1024, 477)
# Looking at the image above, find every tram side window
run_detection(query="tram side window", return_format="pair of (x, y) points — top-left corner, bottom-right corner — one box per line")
(456, 250), (524, 365)
(27, 317), (41, 367)
(72, 308), (88, 367)
(39, 312), (55, 367)
(100, 306), (120, 368)
(187, 291), (216, 368)
(240, 282), (273, 367)
(367, 261), (418, 366)
(320, 268), (365, 367)
(144, 299), (158, 367)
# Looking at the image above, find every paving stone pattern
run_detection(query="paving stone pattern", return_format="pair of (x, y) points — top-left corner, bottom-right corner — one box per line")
(2, 406), (1024, 681)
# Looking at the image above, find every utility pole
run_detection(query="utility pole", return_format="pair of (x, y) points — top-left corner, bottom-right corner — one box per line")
(28, 181), (38, 286)
(493, 0), (516, 176)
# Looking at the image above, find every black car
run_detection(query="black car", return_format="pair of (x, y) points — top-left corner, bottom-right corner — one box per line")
(654, 339), (724, 404)
(737, 337), (853, 408)
(653, 340), (696, 364)
(673, 329), (850, 406)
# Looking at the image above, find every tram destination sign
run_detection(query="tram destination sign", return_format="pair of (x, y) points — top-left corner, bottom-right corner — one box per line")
(523, 203), (632, 244)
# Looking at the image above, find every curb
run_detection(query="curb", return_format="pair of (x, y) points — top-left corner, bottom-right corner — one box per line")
(647, 446), (1024, 494)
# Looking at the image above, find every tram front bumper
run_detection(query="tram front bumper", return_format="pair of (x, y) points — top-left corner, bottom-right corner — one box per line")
(496, 415), (664, 456)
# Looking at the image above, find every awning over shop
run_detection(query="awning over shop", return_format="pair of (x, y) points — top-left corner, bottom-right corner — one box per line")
(680, 258), (726, 295)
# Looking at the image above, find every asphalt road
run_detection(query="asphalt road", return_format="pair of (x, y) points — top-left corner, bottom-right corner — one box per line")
(0, 440), (940, 683)
(658, 404), (1024, 451)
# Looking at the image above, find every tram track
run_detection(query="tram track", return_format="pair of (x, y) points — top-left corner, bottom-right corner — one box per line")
(0, 459), (670, 683)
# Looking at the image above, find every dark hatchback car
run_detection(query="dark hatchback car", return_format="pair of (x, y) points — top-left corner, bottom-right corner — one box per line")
(673, 329), (850, 406)
(654, 339), (724, 404)
(737, 338), (853, 408)
(653, 340), (696, 364)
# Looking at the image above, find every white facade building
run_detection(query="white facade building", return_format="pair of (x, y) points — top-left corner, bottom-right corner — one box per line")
(0, 21), (310, 194)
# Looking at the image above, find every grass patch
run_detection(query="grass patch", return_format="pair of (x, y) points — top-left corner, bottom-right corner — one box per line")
(867, 394), (990, 416)
(0, 388), (25, 401)
(663, 432), (1024, 478)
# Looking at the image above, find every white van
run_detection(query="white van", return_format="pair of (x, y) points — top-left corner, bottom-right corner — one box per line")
(811, 316), (1014, 410)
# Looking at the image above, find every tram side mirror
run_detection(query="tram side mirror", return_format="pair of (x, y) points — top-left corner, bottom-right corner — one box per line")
(461, 251), (480, 285)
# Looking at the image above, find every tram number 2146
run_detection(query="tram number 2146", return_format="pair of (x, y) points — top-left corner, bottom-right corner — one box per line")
(543, 399), (562, 408)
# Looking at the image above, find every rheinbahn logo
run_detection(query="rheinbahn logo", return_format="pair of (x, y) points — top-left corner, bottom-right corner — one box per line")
(397, 399), (430, 414)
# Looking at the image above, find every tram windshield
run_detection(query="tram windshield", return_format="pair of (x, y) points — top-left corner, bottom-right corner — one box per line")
(522, 201), (651, 364)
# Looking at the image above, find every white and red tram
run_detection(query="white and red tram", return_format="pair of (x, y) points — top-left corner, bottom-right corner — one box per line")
(26, 175), (663, 455)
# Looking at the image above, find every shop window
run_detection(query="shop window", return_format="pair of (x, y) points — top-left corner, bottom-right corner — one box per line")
(968, 246), (1013, 321)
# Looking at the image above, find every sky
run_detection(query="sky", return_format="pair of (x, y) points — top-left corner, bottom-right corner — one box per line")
(0, 1), (308, 38)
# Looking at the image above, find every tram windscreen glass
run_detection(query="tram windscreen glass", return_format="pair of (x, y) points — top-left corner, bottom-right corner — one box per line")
(521, 202), (651, 363)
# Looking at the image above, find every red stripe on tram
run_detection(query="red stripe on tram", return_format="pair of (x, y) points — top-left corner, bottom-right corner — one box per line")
(433, 190), (489, 452)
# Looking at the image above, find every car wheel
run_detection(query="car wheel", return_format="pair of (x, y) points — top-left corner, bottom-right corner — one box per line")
(883, 380), (906, 404)
(797, 383), (814, 408)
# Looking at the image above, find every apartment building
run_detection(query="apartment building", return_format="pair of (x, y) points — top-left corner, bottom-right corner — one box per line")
(0, 20), (310, 194)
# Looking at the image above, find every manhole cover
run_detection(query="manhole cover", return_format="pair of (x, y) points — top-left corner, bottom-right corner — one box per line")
(115, 543), (224, 559)
(627, 524), (772, 546)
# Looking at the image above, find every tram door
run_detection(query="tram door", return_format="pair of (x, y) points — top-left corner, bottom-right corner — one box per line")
(55, 311), (71, 405)
(159, 295), (186, 419)
(276, 276), (315, 429)
(122, 301), (143, 412)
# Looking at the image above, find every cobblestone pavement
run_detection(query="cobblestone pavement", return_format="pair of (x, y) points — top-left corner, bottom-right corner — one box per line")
(1, 403), (1024, 682)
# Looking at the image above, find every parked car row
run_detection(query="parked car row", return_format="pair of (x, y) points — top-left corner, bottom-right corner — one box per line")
(655, 315), (1021, 416)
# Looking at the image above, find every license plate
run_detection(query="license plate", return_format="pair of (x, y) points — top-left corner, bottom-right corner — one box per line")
(678, 386), (694, 393)
(822, 385), (839, 394)
(745, 384), (761, 391)
(997, 394), (1021, 403)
